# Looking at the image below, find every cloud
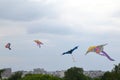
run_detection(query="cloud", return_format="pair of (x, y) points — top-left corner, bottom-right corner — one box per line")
(0, 0), (58, 21)
(1, 0), (120, 36)
(57, 0), (120, 34)
(112, 10), (120, 18)
(0, 20), (27, 37)
(0, 27), (26, 37)
(27, 19), (73, 35)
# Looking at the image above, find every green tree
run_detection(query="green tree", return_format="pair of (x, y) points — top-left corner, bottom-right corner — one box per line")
(8, 71), (22, 80)
(112, 63), (120, 74)
(101, 71), (113, 80)
(20, 74), (63, 80)
(102, 63), (120, 80)
(112, 63), (120, 80)
(64, 67), (89, 80)
(93, 78), (101, 80)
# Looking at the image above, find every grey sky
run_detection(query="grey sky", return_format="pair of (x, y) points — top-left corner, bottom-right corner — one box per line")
(0, 0), (58, 21)
(0, 0), (120, 71)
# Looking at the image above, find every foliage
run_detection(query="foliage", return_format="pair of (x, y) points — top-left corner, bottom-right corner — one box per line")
(7, 71), (22, 80)
(64, 67), (91, 80)
(20, 74), (63, 80)
(101, 63), (120, 80)
(93, 78), (101, 80)
(112, 63), (120, 74)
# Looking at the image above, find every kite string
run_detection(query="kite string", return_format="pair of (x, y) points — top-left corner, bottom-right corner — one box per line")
(71, 54), (75, 62)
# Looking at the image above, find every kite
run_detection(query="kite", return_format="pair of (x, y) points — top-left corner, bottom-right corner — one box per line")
(85, 44), (115, 61)
(62, 46), (78, 55)
(5, 43), (11, 50)
(34, 40), (43, 48)
(62, 46), (79, 62)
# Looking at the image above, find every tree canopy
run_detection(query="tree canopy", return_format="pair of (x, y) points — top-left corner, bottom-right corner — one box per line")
(64, 67), (91, 80)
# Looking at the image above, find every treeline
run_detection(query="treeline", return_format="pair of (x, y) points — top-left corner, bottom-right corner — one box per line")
(1, 63), (120, 80)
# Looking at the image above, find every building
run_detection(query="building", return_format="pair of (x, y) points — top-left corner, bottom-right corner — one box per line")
(33, 68), (47, 74)
(1, 68), (12, 79)
(48, 70), (65, 78)
(84, 70), (105, 78)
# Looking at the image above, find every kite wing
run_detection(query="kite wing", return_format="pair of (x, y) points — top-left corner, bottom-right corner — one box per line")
(72, 46), (78, 51)
(95, 43), (108, 53)
(97, 43), (108, 47)
(5, 43), (11, 50)
(101, 51), (115, 61)
(62, 52), (70, 55)
(62, 46), (78, 55)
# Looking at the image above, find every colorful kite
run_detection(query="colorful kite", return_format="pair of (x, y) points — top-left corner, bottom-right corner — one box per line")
(5, 43), (11, 50)
(34, 40), (43, 48)
(62, 46), (79, 62)
(85, 44), (115, 61)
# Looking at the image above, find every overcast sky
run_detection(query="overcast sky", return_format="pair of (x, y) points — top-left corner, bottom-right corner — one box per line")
(0, 0), (120, 72)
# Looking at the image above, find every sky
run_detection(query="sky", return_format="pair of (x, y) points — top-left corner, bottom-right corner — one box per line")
(0, 0), (120, 72)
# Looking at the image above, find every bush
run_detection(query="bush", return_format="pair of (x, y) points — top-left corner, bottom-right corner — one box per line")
(20, 74), (63, 80)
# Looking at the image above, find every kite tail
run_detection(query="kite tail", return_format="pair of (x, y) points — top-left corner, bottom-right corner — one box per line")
(8, 47), (11, 50)
(38, 44), (41, 48)
(71, 54), (75, 62)
(101, 51), (115, 61)
(39, 45), (41, 48)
